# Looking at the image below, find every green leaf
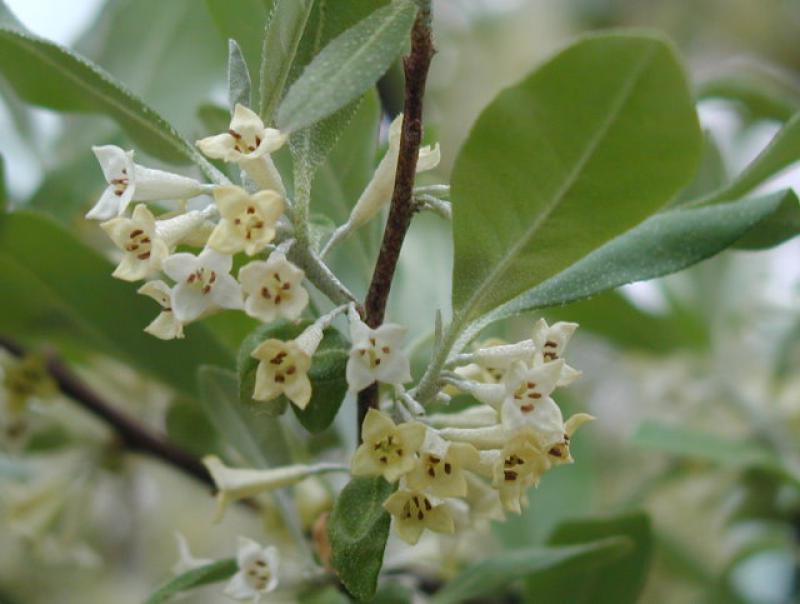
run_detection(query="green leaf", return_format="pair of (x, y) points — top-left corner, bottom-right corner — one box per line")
(144, 558), (237, 604)
(228, 39), (252, 111)
(700, 113), (800, 205)
(259, 0), (316, 123)
(450, 32), (702, 322)
(237, 320), (349, 432)
(431, 538), (632, 604)
(0, 2), (220, 179)
(0, 212), (232, 396)
(205, 0), (272, 82)
(276, 0), (416, 133)
(299, 586), (350, 604)
(197, 365), (290, 468)
(461, 189), (799, 347)
(329, 476), (395, 601)
(166, 399), (221, 458)
(525, 512), (653, 604)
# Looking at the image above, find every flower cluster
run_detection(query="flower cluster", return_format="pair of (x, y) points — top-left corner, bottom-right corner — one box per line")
(351, 319), (593, 544)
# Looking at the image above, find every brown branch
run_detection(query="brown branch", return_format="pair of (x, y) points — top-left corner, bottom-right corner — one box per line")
(357, 2), (435, 436)
(0, 337), (213, 488)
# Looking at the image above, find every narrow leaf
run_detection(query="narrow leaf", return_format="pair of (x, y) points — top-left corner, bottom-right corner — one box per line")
(451, 32), (702, 322)
(0, 1), (221, 179)
(277, 0), (417, 133)
(227, 39), (252, 111)
(329, 476), (395, 601)
(431, 538), (632, 604)
(145, 558), (237, 604)
(259, 0), (316, 123)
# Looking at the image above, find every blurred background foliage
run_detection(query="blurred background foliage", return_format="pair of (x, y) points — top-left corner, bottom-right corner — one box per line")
(0, 0), (799, 602)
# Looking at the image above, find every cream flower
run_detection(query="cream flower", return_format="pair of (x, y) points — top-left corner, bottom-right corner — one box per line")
(531, 319), (581, 386)
(196, 104), (287, 195)
(208, 186), (284, 256)
(351, 409), (425, 482)
(500, 360), (566, 446)
(138, 280), (184, 340)
(251, 323), (324, 409)
(172, 532), (213, 574)
(86, 145), (209, 220)
(204, 455), (317, 521)
(544, 413), (595, 465)
(346, 310), (411, 393)
(383, 488), (454, 545)
(239, 252), (308, 323)
(224, 537), (279, 602)
(405, 430), (480, 498)
(101, 205), (169, 281)
(162, 248), (243, 323)
(490, 430), (551, 514)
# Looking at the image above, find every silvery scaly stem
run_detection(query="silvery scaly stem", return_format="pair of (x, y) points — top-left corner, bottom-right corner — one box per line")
(414, 183), (450, 198)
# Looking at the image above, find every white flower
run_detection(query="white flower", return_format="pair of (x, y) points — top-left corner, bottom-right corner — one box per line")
(137, 280), (184, 340)
(208, 186), (284, 256)
(101, 205), (168, 281)
(162, 248), (243, 323)
(239, 252), (308, 323)
(351, 409), (426, 482)
(346, 309), (411, 392)
(531, 319), (581, 386)
(224, 537), (279, 602)
(383, 488), (454, 545)
(86, 145), (209, 220)
(405, 430), (480, 498)
(500, 361), (566, 446)
(197, 104), (287, 195)
(172, 532), (213, 575)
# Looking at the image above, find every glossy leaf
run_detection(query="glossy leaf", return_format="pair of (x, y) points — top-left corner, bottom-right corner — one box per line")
(144, 558), (237, 604)
(259, 0), (316, 123)
(431, 538), (632, 604)
(525, 513), (653, 604)
(329, 476), (395, 601)
(276, 0), (416, 133)
(197, 365), (290, 468)
(228, 39), (252, 111)
(0, 212), (232, 396)
(451, 32), (702, 322)
(460, 189), (799, 348)
(0, 2), (221, 179)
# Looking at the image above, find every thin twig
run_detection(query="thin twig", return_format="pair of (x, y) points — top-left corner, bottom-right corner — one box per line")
(357, 1), (435, 437)
(0, 337), (213, 488)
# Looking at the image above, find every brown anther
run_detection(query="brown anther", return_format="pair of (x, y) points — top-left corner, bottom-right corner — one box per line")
(234, 218), (241, 225)
(141, 237), (150, 244)
(202, 285), (212, 294)
(129, 229), (143, 238)
(286, 366), (296, 375)
(382, 346), (390, 353)
(282, 282), (290, 290)
(396, 449), (403, 456)
(228, 129), (242, 139)
(444, 463), (452, 474)
(520, 403), (534, 413)
(137, 252), (151, 260)
(379, 456), (388, 464)
(187, 274), (196, 283)
(274, 295), (282, 304)
(261, 287), (271, 299)
(114, 190), (123, 197)
(545, 340), (558, 348)
(549, 447), (562, 457)
(424, 498), (432, 510)
(427, 467), (435, 478)
(504, 470), (518, 481)
(247, 206), (256, 214)
(531, 393), (542, 399)
(274, 374), (285, 383)
(417, 510), (424, 520)
(255, 136), (262, 146)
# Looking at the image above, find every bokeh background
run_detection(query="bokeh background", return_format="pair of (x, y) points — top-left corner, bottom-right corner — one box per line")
(1, 1), (799, 602)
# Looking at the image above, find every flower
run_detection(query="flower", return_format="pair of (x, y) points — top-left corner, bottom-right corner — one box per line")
(137, 280), (184, 340)
(224, 537), (279, 602)
(405, 430), (480, 498)
(162, 247), (243, 322)
(172, 532), (213, 574)
(86, 145), (209, 220)
(489, 430), (551, 514)
(346, 310), (411, 393)
(101, 205), (169, 281)
(208, 186), (284, 256)
(531, 319), (581, 386)
(499, 360), (566, 446)
(251, 326), (322, 409)
(544, 413), (595, 465)
(469, 338), (536, 381)
(196, 104), (287, 195)
(204, 455), (317, 521)
(383, 488), (454, 545)
(239, 252), (308, 323)
(351, 409), (425, 482)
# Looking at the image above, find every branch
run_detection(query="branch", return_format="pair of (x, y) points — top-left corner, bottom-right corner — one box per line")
(0, 337), (213, 488)
(357, 2), (435, 434)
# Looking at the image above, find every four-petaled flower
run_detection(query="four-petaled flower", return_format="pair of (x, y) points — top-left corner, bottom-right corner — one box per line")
(406, 431), (480, 498)
(500, 360), (566, 447)
(196, 104), (287, 195)
(162, 247), (243, 323)
(86, 145), (208, 220)
(383, 488), (454, 545)
(208, 185), (284, 256)
(490, 430), (550, 514)
(346, 311), (411, 393)
(251, 339), (313, 409)
(351, 409), (425, 482)
(239, 252), (308, 323)
(101, 205), (169, 281)
(138, 280), (184, 340)
(531, 319), (581, 386)
(224, 537), (279, 602)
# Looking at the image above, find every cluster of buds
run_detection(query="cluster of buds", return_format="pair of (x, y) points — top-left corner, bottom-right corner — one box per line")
(351, 319), (593, 544)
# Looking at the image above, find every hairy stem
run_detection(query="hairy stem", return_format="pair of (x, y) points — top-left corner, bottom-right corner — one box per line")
(0, 337), (213, 488)
(357, 1), (435, 436)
